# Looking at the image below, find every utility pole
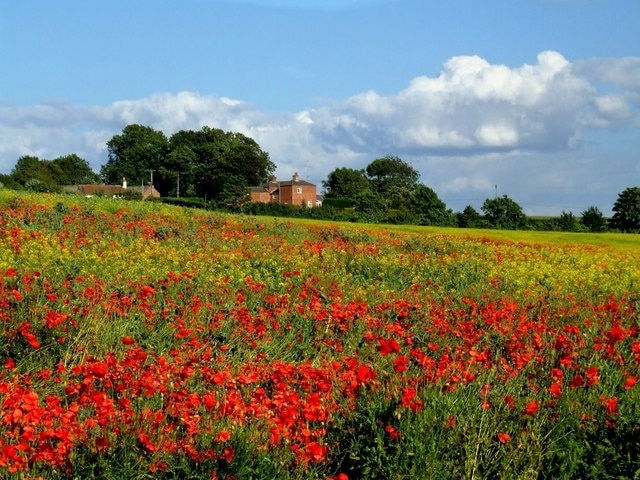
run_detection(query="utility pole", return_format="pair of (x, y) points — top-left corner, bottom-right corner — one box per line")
(177, 172), (180, 198)
(495, 184), (498, 199)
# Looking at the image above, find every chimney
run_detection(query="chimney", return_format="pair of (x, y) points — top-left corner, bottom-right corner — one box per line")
(122, 177), (127, 189)
(292, 172), (299, 182)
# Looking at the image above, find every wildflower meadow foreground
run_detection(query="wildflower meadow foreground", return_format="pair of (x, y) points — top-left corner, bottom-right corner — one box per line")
(0, 191), (638, 479)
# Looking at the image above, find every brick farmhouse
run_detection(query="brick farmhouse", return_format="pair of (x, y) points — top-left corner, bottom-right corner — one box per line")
(250, 172), (321, 207)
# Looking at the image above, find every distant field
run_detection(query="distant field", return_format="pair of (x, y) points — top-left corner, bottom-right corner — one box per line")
(277, 215), (640, 249)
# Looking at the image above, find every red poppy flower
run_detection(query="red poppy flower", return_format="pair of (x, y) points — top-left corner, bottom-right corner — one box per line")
(385, 425), (401, 440)
(377, 338), (400, 356)
(548, 382), (562, 397)
(305, 441), (328, 463)
(497, 432), (511, 444)
(393, 356), (409, 373)
(523, 400), (539, 416)
(585, 367), (600, 386)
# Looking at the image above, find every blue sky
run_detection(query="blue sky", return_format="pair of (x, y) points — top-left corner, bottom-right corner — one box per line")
(1, 0), (639, 215)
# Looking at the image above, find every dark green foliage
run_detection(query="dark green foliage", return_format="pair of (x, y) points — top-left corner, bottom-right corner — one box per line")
(365, 155), (420, 195)
(6, 154), (98, 192)
(0, 173), (24, 190)
(10, 155), (61, 192)
(100, 124), (274, 204)
(609, 186), (640, 232)
(410, 184), (455, 226)
(322, 157), (453, 226)
(322, 167), (371, 201)
(580, 206), (608, 232)
(101, 124), (169, 187)
(159, 197), (208, 209)
(481, 195), (529, 230)
(51, 154), (100, 185)
(457, 205), (488, 228)
(545, 211), (586, 232)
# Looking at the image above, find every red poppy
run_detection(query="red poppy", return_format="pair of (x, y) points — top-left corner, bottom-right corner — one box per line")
(585, 367), (599, 386)
(377, 338), (401, 356)
(523, 400), (539, 416)
(497, 432), (511, 444)
(385, 425), (401, 440)
(548, 382), (562, 397)
(393, 356), (409, 373)
(304, 441), (328, 463)
(600, 395), (618, 416)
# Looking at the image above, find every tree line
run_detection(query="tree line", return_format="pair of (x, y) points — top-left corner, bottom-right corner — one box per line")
(319, 156), (640, 233)
(1, 123), (639, 232)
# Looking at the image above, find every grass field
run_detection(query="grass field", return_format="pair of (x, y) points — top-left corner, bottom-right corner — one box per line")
(0, 190), (638, 479)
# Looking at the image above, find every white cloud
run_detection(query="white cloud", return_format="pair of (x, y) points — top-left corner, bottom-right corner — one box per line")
(301, 51), (602, 154)
(0, 51), (638, 215)
(573, 57), (640, 90)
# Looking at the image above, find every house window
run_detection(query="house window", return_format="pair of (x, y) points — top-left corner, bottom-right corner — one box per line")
(296, 187), (302, 194)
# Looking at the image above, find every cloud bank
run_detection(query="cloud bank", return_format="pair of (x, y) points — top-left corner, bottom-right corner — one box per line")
(1, 51), (638, 215)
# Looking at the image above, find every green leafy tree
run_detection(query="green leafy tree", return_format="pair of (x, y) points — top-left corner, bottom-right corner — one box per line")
(366, 156), (419, 203)
(322, 167), (371, 202)
(481, 195), (528, 230)
(168, 126), (274, 202)
(51, 154), (100, 185)
(353, 189), (388, 221)
(10, 156), (60, 192)
(554, 211), (583, 232)
(157, 145), (197, 197)
(101, 124), (169, 187)
(580, 206), (608, 232)
(0, 173), (23, 190)
(410, 184), (454, 226)
(457, 205), (487, 228)
(609, 187), (640, 232)
(218, 174), (251, 212)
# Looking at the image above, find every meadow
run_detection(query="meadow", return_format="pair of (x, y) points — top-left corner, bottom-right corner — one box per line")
(0, 190), (638, 479)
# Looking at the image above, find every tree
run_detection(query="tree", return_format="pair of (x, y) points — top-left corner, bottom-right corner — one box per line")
(322, 167), (371, 201)
(51, 154), (99, 185)
(481, 195), (528, 230)
(609, 187), (640, 232)
(101, 124), (169, 187)
(410, 184), (454, 226)
(158, 144), (198, 197)
(457, 205), (487, 228)
(580, 206), (608, 232)
(218, 174), (251, 212)
(366, 156), (419, 195)
(10, 156), (60, 192)
(0, 173), (23, 190)
(167, 126), (274, 202)
(555, 211), (582, 232)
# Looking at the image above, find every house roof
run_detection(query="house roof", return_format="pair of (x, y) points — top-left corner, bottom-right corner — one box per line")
(278, 179), (315, 186)
(77, 184), (126, 195)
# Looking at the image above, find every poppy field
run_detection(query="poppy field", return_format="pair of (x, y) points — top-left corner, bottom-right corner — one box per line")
(0, 191), (639, 479)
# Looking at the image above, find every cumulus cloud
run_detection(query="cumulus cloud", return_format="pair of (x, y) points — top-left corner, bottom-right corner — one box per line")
(573, 56), (640, 90)
(301, 51), (618, 155)
(0, 51), (638, 214)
